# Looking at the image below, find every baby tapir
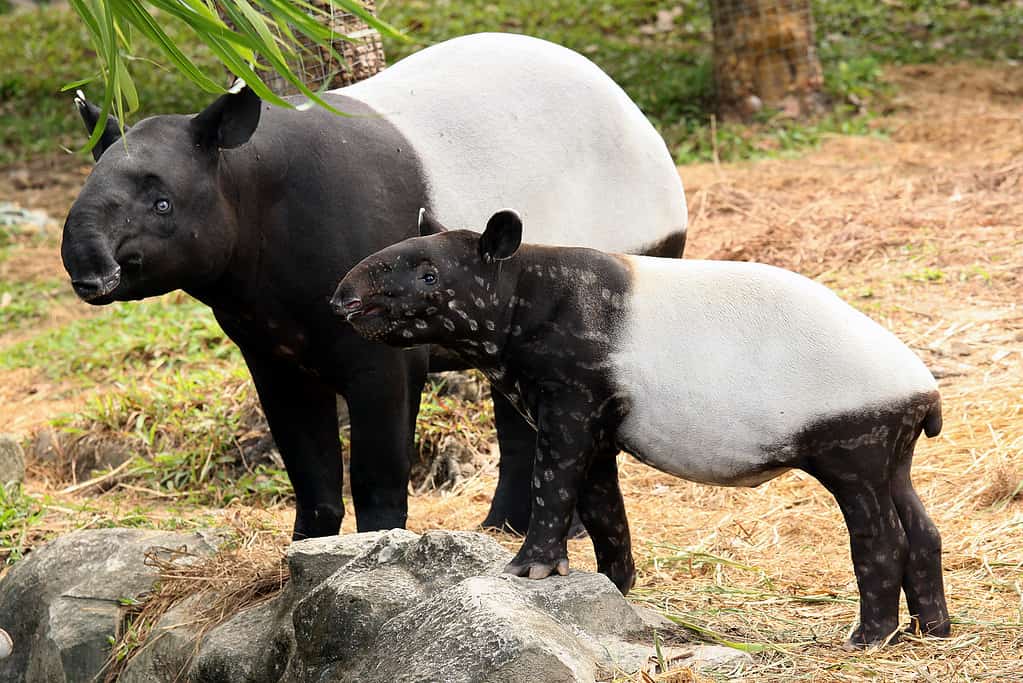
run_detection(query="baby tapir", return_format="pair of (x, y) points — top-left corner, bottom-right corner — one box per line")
(331, 209), (950, 648)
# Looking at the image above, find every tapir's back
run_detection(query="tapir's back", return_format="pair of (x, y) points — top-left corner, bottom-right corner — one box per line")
(611, 257), (937, 484)
(340, 33), (687, 253)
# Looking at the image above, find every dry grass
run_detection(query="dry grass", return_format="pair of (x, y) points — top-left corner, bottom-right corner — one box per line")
(4, 63), (1022, 680)
(101, 515), (289, 682)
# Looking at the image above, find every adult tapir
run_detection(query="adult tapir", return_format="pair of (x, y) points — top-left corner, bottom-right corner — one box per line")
(60, 33), (688, 539)
(333, 209), (950, 648)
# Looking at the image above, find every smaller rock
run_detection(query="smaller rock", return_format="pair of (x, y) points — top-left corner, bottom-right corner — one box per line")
(30, 428), (60, 465)
(661, 643), (754, 675)
(0, 435), (26, 485)
(432, 371), (487, 402)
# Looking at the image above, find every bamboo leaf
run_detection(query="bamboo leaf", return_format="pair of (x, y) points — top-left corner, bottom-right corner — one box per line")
(109, 0), (224, 93)
(65, 0), (406, 150)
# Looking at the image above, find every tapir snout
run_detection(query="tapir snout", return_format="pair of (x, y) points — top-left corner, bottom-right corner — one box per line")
(61, 214), (122, 303)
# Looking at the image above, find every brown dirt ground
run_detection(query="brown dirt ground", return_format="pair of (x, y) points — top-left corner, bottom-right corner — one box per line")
(2, 63), (1022, 680)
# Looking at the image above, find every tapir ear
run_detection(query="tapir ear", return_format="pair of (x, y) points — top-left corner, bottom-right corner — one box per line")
(73, 90), (123, 162)
(418, 208), (448, 236)
(190, 84), (261, 151)
(479, 209), (522, 262)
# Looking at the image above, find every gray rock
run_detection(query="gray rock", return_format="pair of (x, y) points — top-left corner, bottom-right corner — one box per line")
(0, 435), (25, 484)
(354, 576), (600, 682)
(290, 529), (512, 676)
(685, 644), (754, 673)
(189, 599), (293, 683)
(29, 428), (60, 465)
(4, 527), (747, 682)
(657, 643), (754, 676)
(0, 529), (223, 683)
(432, 371), (487, 402)
(285, 531), (394, 596)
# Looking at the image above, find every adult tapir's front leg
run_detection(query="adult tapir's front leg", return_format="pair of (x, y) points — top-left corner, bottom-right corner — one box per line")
(240, 347), (344, 540)
(340, 341), (429, 532)
(504, 394), (595, 580)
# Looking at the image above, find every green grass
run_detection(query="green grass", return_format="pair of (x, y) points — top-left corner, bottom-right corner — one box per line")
(0, 293), (292, 506)
(0, 278), (69, 335)
(0, 483), (46, 565)
(0, 293), (239, 381)
(814, 0), (1023, 65)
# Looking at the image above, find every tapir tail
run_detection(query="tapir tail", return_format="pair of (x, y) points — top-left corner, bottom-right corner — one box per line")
(923, 395), (943, 438)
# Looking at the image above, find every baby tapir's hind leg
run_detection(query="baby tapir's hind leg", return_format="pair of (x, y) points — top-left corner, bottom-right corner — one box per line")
(577, 453), (636, 594)
(804, 450), (908, 648)
(891, 456), (950, 637)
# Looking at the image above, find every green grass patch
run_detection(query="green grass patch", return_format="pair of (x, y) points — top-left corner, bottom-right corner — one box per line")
(0, 483), (46, 565)
(55, 369), (293, 507)
(0, 292), (239, 381)
(0, 278), (69, 335)
(814, 0), (1023, 65)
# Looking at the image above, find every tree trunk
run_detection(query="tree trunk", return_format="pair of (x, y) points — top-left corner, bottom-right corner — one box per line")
(221, 0), (386, 95)
(710, 0), (825, 121)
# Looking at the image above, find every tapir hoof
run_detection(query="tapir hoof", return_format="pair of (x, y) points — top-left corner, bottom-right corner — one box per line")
(504, 557), (571, 581)
(842, 625), (901, 650)
(905, 617), (952, 639)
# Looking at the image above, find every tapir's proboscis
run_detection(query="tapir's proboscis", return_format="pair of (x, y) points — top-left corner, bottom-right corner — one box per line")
(333, 209), (951, 649)
(60, 33), (688, 540)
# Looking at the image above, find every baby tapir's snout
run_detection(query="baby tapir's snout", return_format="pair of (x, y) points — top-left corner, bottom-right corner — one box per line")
(330, 282), (364, 320)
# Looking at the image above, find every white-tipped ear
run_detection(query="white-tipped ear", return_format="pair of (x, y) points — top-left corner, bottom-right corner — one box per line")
(479, 209), (522, 262)
(418, 209), (447, 236)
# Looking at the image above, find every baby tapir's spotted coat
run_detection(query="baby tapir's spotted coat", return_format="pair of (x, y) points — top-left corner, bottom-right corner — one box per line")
(333, 210), (950, 649)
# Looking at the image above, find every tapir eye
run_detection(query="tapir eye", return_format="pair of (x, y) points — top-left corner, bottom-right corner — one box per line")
(153, 198), (172, 215)
(422, 272), (437, 285)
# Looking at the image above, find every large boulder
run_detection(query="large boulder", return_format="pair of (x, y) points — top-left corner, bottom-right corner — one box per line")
(0, 528), (224, 683)
(3, 528), (753, 682)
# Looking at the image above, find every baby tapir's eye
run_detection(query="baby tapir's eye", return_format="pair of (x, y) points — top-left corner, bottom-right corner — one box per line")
(422, 272), (437, 285)
(153, 198), (172, 215)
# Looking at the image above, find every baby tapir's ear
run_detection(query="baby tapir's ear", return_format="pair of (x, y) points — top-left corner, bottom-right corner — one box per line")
(190, 83), (262, 151)
(479, 209), (522, 262)
(418, 208), (448, 236)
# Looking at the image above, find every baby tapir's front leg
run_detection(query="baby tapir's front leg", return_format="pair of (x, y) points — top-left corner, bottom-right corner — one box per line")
(503, 390), (636, 593)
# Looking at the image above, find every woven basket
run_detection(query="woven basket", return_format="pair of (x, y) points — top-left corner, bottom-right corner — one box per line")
(220, 0), (386, 96)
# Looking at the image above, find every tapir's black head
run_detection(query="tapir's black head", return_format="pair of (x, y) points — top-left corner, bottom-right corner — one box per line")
(332, 209), (523, 347)
(61, 86), (262, 304)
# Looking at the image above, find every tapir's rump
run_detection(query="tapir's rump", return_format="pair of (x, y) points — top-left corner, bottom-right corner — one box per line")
(611, 257), (938, 484)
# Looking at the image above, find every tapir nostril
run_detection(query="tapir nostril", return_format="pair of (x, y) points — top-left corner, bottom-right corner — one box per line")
(330, 294), (363, 318)
(71, 265), (121, 302)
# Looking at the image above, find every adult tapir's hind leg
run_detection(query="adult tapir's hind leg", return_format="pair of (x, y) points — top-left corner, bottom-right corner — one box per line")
(890, 455), (950, 637)
(577, 452), (636, 594)
(483, 391), (537, 533)
(804, 449), (909, 648)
